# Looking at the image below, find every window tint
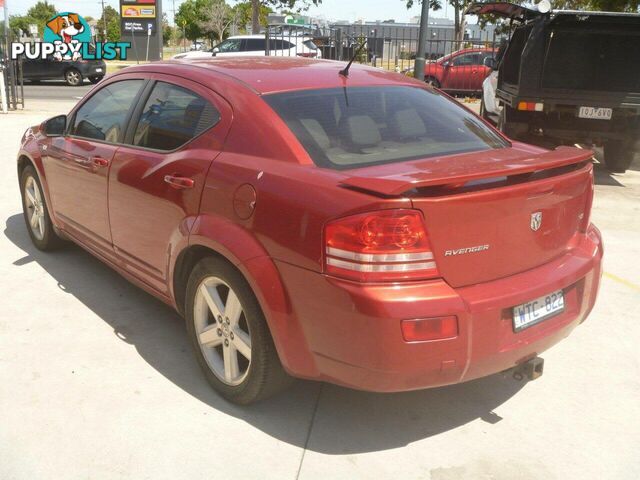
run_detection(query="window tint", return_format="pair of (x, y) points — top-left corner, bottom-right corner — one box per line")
(245, 38), (266, 51)
(452, 53), (482, 66)
(270, 39), (294, 50)
(264, 86), (507, 169)
(218, 39), (242, 52)
(132, 82), (221, 151)
(71, 80), (144, 143)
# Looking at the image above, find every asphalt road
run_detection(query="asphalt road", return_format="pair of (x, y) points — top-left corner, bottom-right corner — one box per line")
(22, 81), (93, 102)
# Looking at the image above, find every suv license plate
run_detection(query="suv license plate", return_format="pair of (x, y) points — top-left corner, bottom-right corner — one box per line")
(578, 106), (612, 120)
(513, 290), (564, 332)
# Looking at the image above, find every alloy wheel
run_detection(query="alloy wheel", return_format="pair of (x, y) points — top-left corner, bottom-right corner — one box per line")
(23, 175), (45, 241)
(193, 276), (252, 386)
(66, 70), (81, 86)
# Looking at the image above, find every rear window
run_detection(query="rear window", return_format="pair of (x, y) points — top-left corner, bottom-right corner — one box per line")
(264, 86), (507, 169)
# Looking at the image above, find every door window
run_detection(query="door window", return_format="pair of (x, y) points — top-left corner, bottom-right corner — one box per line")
(70, 80), (145, 143)
(452, 53), (482, 67)
(132, 82), (221, 151)
(217, 39), (242, 52)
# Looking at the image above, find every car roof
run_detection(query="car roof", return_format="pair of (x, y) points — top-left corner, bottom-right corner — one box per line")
(126, 57), (422, 95)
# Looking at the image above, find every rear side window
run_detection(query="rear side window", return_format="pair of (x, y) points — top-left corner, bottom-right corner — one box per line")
(264, 86), (507, 169)
(132, 82), (221, 151)
(269, 39), (294, 50)
(245, 38), (266, 51)
(452, 53), (482, 66)
(71, 80), (144, 143)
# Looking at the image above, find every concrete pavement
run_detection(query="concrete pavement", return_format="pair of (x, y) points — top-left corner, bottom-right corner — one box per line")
(1, 100), (639, 480)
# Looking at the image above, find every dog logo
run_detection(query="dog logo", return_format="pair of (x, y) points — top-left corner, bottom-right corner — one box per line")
(530, 212), (543, 232)
(43, 12), (91, 61)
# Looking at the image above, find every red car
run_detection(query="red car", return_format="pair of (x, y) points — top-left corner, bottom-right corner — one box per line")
(18, 57), (602, 404)
(424, 47), (495, 92)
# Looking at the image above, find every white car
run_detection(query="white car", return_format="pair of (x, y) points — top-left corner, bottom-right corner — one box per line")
(173, 35), (322, 60)
(480, 69), (501, 125)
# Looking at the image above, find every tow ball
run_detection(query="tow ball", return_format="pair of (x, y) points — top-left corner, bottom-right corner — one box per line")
(512, 357), (544, 381)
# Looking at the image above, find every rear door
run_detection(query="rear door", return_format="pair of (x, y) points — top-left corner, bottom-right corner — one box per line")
(108, 75), (232, 293)
(215, 38), (243, 57)
(43, 78), (146, 253)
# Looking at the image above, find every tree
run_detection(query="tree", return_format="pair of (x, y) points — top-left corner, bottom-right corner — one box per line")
(249, 0), (322, 34)
(27, 1), (57, 25)
(9, 15), (37, 38)
(199, 0), (236, 43)
(176, 0), (213, 41)
(98, 5), (120, 42)
(233, 1), (271, 33)
(163, 13), (175, 46)
(12, 1), (58, 37)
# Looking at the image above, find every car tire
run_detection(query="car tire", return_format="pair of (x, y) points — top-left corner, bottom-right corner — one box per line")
(20, 165), (64, 251)
(185, 256), (292, 404)
(88, 76), (104, 85)
(65, 68), (83, 86)
(425, 76), (441, 88)
(604, 140), (637, 173)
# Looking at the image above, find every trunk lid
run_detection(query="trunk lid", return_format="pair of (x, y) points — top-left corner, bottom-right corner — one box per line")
(339, 145), (594, 287)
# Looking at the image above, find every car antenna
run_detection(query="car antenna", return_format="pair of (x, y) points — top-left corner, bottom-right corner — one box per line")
(339, 41), (367, 77)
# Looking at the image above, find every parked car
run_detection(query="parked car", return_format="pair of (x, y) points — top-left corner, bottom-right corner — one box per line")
(469, 2), (640, 173)
(172, 35), (322, 60)
(422, 47), (495, 93)
(21, 55), (106, 86)
(18, 57), (602, 405)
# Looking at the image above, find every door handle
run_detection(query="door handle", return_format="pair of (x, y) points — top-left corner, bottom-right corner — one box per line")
(164, 175), (195, 189)
(91, 156), (109, 168)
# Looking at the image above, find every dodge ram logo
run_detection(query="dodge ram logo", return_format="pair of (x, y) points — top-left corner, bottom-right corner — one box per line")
(531, 212), (543, 231)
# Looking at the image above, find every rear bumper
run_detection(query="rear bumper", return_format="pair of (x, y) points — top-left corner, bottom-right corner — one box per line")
(273, 226), (603, 392)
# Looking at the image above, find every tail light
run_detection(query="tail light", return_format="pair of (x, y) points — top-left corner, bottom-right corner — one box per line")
(580, 173), (594, 233)
(517, 101), (544, 112)
(324, 209), (439, 282)
(297, 52), (317, 58)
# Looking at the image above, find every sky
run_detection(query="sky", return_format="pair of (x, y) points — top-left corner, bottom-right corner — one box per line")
(7, 0), (455, 25)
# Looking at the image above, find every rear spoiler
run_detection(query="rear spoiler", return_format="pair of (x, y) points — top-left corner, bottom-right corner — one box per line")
(339, 146), (593, 196)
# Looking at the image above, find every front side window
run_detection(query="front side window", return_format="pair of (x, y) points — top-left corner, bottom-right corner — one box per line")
(264, 86), (507, 169)
(218, 39), (242, 52)
(71, 80), (144, 143)
(132, 82), (221, 151)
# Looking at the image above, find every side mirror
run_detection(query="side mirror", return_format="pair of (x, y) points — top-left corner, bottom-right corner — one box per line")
(441, 61), (450, 68)
(43, 115), (67, 137)
(212, 47), (219, 57)
(484, 57), (498, 70)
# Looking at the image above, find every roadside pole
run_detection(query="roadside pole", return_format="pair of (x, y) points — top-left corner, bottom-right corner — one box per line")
(1, 0), (8, 112)
(130, 24), (139, 64)
(414, 0), (430, 81)
(145, 22), (151, 62)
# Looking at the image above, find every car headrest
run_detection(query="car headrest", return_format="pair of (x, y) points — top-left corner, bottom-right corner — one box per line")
(390, 109), (427, 140)
(341, 115), (381, 149)
(300, 118), (331, 150)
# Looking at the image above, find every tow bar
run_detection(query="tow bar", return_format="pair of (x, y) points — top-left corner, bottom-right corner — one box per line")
(512, 357), (544, 381)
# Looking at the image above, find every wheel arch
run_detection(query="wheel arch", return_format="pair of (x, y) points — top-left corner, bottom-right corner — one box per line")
(172, 215), (317, 377)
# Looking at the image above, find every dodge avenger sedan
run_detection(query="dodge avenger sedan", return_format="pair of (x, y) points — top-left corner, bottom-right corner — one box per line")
(17, 57), (602, 404)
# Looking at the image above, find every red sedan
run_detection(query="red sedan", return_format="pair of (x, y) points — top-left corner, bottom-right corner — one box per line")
(17, 57), (602, 404)
(424, 47), (495, 92)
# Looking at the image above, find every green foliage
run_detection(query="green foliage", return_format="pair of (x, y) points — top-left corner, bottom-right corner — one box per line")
(163, 13), (175, 46)
(98, 5), (120, 42)
(9, 1), (58, 37)
(9, 15), (37, 37)
(234, 1), (271, 31)
(27, 1), (57, 25)
(176, 0), (214, 41)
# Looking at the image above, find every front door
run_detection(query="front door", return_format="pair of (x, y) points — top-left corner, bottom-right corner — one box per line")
(445, 52), (485, 91)
(108, 76), (232, 293)
(42, 78), (146, 252)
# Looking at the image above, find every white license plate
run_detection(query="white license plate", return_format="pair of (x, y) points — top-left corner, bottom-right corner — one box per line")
(513, 290), (564, 332)
(578, 106), (612, 120)
(95, 68), (103, 73)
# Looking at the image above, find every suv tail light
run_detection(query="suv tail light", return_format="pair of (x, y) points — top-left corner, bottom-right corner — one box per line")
(324, 209), (439, 282)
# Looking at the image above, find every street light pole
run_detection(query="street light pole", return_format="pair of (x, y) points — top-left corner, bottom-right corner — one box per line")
(414, 0), (430, 81)
(100, 0), (107, 41)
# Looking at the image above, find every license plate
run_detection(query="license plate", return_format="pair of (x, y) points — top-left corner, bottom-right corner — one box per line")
(578, 106), (612, 120)
(512, 290), (564, 332)
(95, 68), (103, 73)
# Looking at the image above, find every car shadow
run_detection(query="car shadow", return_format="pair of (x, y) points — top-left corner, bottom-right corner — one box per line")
(4, 213), (527, 455)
